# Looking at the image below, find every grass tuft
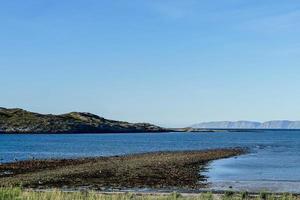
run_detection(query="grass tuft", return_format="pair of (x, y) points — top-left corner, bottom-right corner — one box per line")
(0, 188), (299, 200)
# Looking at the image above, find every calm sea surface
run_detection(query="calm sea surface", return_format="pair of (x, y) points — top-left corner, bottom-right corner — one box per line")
(1, 131), (300, 192)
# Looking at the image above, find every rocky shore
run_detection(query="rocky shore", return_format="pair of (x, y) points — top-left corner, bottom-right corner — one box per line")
(0, 148), (245, 191)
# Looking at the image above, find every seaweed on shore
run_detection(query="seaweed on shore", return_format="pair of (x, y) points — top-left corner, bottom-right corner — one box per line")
(0, 148), (245, 191)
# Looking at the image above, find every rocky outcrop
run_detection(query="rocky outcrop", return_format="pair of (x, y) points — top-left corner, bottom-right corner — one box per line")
(0, 107), (167, 133)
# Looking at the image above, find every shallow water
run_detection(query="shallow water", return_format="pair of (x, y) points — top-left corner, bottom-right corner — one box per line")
(1, 131), (300, 192)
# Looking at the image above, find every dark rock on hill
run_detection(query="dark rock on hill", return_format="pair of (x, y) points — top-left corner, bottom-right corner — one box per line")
(0, 107), (167, 133)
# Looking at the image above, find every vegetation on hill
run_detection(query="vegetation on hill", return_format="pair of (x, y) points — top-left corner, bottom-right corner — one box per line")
(0, 107), (167, 133)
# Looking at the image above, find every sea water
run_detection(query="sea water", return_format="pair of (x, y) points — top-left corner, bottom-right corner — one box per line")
(1, 131), (300, 192)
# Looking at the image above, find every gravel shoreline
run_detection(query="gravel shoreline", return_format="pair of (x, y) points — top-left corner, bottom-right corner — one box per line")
(0, 148), (245, 191)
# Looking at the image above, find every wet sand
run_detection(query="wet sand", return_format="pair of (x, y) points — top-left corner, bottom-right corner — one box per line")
(0, 148), (244, 191)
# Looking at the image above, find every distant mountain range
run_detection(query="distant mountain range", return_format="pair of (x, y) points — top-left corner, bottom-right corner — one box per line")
(0, 107), (167, 133)
(2, 107), (300, 133)
(191, 121), (300, 129)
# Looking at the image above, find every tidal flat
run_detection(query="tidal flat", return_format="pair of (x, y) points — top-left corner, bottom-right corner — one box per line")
(0, 148), (244, 191)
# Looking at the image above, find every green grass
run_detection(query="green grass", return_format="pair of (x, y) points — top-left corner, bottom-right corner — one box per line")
(0, 188), (299, 200)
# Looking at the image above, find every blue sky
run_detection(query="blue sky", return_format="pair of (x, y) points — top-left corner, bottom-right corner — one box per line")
(1, 0), (300, 127)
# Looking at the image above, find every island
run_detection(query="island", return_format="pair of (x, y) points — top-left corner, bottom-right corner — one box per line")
(0, 107), (168, 133)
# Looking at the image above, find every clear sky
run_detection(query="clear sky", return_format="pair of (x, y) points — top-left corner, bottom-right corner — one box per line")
(1, 0), (300, 127)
